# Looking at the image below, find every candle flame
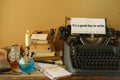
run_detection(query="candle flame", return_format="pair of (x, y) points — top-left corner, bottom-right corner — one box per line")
(27, 29), (29, 34)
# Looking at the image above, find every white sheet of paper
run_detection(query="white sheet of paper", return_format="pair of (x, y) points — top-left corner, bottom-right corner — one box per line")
(70, 18), (106, 34)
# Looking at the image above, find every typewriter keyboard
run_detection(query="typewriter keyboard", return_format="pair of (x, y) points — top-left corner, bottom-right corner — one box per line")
(71, 45), (120, 70)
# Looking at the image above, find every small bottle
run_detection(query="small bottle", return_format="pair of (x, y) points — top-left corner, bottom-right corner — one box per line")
(8, 46), (21, 72)
(19, 51), (34, 73)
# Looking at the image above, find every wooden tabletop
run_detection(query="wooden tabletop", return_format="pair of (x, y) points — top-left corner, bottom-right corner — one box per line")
(0, 71), (120, 80)
(0, 71), (50, 80)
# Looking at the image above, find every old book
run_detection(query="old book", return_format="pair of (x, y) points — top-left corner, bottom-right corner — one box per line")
(0, 49), (11, 72)
(30, 43), (55, 57)
(30, 43), (54, 52)
(31, 33), (48, 40)
(32, 40), (48, 44)
(30, 50), (55, 57)
(35, 62), (71, 79)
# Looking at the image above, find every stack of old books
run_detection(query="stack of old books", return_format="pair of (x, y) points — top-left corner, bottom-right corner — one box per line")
(29, 31), (55, 58)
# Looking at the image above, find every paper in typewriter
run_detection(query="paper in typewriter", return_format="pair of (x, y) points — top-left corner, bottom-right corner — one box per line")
(70, 18), (106, 34)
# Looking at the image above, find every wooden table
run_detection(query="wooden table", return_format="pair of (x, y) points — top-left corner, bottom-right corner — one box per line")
(0, 71), (120, 80)
(0, 71), (50, 80)
(57, 75), (120, 80)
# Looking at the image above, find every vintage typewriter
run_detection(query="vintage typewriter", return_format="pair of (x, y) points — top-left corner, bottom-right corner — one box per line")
(58, 17), (120, 75)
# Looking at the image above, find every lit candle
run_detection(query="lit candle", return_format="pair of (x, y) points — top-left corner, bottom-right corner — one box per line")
(25, 29), (30, 47)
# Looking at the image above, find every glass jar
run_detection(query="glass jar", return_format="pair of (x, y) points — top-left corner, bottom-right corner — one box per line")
(19, 52), (34, 73)
(8, 46), (21, 72)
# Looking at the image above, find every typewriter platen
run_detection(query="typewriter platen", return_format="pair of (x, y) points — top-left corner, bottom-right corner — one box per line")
(58, 17), (120, 75)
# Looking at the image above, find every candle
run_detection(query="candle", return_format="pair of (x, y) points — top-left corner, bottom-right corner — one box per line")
(25, 29), (30, 47)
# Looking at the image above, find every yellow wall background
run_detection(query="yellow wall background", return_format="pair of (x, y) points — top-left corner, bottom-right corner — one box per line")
(0, 0), (120, 50)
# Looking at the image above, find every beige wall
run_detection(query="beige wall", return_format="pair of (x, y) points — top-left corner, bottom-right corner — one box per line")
(0, 0), (120, 50)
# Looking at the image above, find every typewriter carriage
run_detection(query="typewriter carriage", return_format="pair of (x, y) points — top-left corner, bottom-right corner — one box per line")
(58, 24), (120, 46)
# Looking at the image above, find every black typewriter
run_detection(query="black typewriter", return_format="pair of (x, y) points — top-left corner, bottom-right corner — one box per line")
(57, 18), (120, 75)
